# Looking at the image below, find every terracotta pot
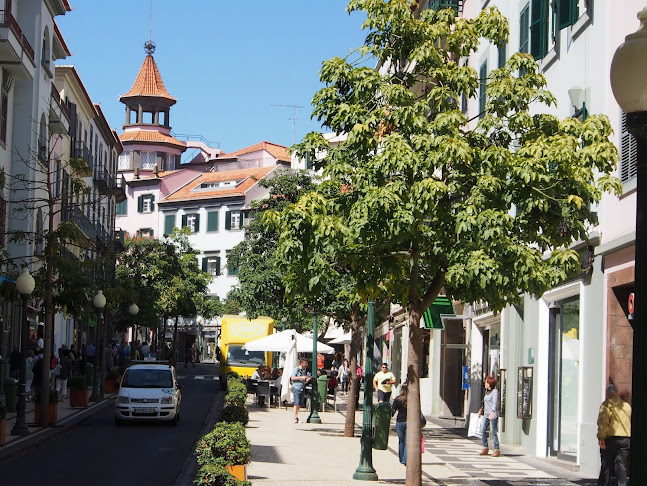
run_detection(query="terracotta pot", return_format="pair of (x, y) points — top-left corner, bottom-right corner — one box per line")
(0, 417), (6, 446)
(69, 388), (88, 408)
(104, 379), (117, 394)
(226, 464), (247, 481)
(34, 402), (58, 425)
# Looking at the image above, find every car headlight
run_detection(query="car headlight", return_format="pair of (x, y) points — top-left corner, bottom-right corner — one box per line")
(117, 396), (130, 404)
(160, 396), (173, 404)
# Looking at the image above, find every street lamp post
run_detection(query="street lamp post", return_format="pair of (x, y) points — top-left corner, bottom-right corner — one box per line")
(89, 290), (106, 402)
(354, 300), (377, 480)
(611, 8), (647, 484)
(307, 313), (321, 424)
(11, 268), (35, 436)
(129, 303), (139, 346)
(196, 316), (203, 362)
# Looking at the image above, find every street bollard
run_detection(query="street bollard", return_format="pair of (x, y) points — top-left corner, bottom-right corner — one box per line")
(4, 378), (18, 413)
(372, 402), (391, 450)
(85, 363), (94, 388)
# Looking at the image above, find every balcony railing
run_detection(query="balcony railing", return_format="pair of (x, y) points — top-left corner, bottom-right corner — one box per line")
(71, 140), (94, 170)
(93, 165), (114, 192)
(51, 83), (70, 119)
(0, 10), (35, 62)
(61, 205), (96, 240)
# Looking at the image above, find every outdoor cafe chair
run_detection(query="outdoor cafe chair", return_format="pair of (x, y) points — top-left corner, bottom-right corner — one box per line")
(256, 380), (271, 408)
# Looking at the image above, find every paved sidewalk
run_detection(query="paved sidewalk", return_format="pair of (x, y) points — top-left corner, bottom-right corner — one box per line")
(244, 392), (598, 486)
(0, 390), (115, 461)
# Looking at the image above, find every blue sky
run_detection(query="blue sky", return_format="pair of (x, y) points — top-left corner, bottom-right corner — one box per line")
(56, 1), (370, 154)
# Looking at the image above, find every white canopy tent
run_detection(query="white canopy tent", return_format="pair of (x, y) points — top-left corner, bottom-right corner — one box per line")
(243, 329), (335, 354)
(328, 331), (352, 345)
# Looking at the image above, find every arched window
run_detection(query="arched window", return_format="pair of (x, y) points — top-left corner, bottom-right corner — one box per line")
(38, 113), (47, 161)
(41, 26), (50, 68)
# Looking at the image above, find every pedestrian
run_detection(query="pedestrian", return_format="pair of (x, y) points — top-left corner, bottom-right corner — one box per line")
(184, 342), (196, 368)
(56, 349), (72, 399)
(8, 345), (21, 379)
(391, 382), (409, 465)
(85, 342), (96, 365)
(316, 352), (325, 372)
(32, 349), (44, 396)
(478, 376), (500, 457)
(25, 350), (35, 401)
(597, 383), (631, 486)
(373, 363), (396, 403)
(141, 341), (150, 357)
(290, 358), (311, 423)
(338, 358), (351, 393)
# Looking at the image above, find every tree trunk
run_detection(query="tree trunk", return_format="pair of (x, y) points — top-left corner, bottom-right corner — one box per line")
(344, 311), (361, 437)
(405, 305), (423, 486)
(172, 316), (179, 366)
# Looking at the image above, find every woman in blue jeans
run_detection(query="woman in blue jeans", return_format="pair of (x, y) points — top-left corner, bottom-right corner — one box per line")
(391, 382), (409, 465)
(479, 375), (500, 457)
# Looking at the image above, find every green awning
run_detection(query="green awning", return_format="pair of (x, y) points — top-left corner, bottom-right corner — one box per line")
(422, 296), (454, 329)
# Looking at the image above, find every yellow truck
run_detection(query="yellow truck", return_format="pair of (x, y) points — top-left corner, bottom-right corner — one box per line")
(218, 315), (274, 387)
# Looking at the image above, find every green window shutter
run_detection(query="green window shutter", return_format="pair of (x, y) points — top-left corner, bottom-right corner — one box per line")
(305, 154), (313, 170)
(620, 112), (638, 184)
(194, 214), (200, 233)
(240, 212), (245, 228)
(150, 194), (155, 210)
(164, 214), (175, 235)
(429, 0), (460, 15)
(520, 5), (530, 54)
(116, 200), (127, 216)
(207, 211), (218, 232)
(557, 0), (578, 29)
(149, 229), (154, 237)
(137, 195), (143, 213)
(202, 257), (208, 272)
(498, 42), (506, 69)
(181, 214), (187, 227)
(479, 61), (487, 119)
(215, 257), (221, 276)
(225, 211), (231, 230)
(530, 0), (549, 60)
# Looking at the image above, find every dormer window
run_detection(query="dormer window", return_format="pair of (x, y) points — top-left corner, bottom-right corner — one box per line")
(197, 180), (240, 190)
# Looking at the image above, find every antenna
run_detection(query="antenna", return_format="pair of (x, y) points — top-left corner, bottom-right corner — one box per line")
(271, 104), (304, 145)
(149, 0), (153, 41)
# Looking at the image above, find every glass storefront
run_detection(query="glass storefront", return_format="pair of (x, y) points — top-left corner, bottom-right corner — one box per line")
(548, 297), (580, 460)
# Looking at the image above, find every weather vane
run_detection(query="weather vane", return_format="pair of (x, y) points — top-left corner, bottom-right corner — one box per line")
(144, 40), (156, 55)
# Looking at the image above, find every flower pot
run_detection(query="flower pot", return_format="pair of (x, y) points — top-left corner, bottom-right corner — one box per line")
(69, 388), (88, 408)
(226, 464), (247, 481)
(34, 401), (58, 425)
(0, 417), (6, 446)
(104, 379), (117, 394)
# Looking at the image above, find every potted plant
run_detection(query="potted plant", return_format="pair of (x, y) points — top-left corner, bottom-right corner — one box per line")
(195, 422), (251, 481)
(68, 376), (88, 408)
(104, 368), (119, 394)
(34, 389), (58, 425)
(0, 404), (6, 446)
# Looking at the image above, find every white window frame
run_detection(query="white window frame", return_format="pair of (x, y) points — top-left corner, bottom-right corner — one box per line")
(142, 195), (154, 213)
(118, 152), (131, 170)
(230, 211), (242, 230)
(141, 151), (156, 170)
(187, 214), (198, 233)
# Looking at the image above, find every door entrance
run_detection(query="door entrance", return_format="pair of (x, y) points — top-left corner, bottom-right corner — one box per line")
(547, 297), (580, 461)
(440, 318), (466, 417)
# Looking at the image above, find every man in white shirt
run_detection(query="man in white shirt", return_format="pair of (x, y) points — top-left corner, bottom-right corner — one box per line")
(373, 363), (396, 403)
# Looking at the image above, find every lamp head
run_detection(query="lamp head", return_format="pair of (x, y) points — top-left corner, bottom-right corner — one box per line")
(197, 316), (204, 324)
(93, 290), (106, 309)
(129, 303), (139, 316)
(16, 267), (35, 295)
(611, 7), (647, 112)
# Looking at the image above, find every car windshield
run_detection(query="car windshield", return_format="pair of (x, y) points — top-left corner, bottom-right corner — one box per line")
(122, 368), (173, 388)
(227, 345), (265, 367)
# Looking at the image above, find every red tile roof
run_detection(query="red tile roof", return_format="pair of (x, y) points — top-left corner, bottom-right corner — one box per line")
(162, 166), (276, 203)
(223, 141), (290, 163)
(120, 55), (176, 103)
(119, 130), (186, 149)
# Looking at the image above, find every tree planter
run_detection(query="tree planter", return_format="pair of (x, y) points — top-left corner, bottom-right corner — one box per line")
(0, 417), (6, 446)
(104, 379), (117, 394)
(69, 388), (89, 408)
(34, 402), (58, 425)
(226, 464), (247, 481)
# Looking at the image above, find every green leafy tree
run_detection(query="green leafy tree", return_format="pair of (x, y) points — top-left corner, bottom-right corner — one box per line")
(270, 1), (621, 483)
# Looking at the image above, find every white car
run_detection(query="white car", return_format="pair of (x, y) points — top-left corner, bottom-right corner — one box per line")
(114, 363), (182, 425)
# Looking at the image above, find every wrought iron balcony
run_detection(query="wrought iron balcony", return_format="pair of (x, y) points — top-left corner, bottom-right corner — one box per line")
(61, 205), (96, 240)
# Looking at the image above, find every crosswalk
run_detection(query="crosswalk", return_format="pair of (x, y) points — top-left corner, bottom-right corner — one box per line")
(176, 375), (219, 380)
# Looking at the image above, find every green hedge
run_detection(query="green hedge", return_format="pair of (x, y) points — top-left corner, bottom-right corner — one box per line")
(194, 463), (251, 486)
(224, 381), (247, 407)
(220, 405), (249, 425)
(195, 422), (250, 467)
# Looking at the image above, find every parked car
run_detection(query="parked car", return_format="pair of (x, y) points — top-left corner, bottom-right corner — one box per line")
(114, 362), (182, 425)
